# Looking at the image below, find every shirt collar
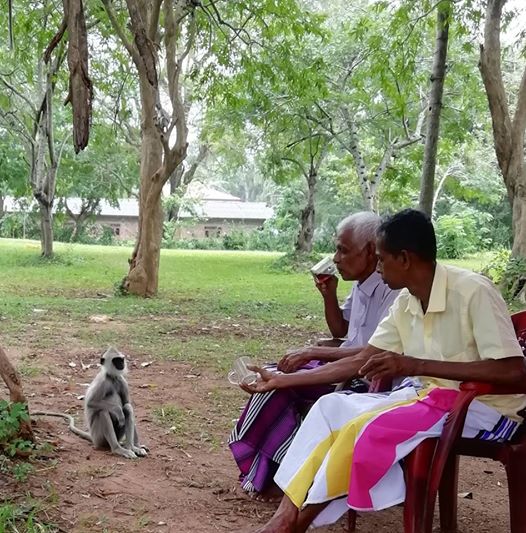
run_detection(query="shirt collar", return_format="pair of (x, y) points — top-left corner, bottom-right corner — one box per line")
(357, 270), (383, 297)
(405, 263), (447, 316)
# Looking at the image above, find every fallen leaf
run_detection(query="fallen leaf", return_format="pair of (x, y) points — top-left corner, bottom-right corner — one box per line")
(89, 314), (113, 323)
(458, 492), (473, 499)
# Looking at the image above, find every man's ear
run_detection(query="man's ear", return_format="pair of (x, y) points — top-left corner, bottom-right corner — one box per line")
(399, 250), (411, 270)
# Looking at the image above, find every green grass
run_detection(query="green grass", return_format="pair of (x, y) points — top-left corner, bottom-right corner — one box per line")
(0, 238), (497, 367)
(0, 502), (59, 532)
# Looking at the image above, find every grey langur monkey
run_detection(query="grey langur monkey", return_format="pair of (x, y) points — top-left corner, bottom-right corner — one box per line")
(33, 347), (148, 459)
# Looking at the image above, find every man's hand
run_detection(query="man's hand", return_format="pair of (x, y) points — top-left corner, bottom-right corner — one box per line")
(314, 275), (338, 297)
(359, 351), (420, 381)
(278, 348), (313, 373)
(240, 366), (281, 394)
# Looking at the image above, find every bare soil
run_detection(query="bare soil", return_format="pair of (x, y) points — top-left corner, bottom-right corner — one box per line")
(1, 344), (512, 533)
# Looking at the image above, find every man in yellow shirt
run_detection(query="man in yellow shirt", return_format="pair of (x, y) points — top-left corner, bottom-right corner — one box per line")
(247, 209), (526, 533)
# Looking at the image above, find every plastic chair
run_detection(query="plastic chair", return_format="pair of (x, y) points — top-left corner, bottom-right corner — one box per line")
(420, 309), (526, 533)
(347, 310), (526, 533)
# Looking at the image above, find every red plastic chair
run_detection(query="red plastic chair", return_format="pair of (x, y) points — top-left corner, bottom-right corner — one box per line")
(420, 309), (526, 533)
(347, 310), (526, 533)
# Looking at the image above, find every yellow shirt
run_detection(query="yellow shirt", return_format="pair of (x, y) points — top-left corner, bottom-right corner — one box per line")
(369, 263), (526, 421)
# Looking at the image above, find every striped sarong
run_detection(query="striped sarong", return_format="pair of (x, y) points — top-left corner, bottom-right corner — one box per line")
(228, 361), (368, 493)
(275, 383), (519, 527)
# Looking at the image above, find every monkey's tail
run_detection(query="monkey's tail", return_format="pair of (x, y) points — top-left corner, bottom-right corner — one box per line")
(31, 411), (92, 442)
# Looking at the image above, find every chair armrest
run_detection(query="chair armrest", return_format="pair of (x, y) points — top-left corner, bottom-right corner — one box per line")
(460, 381), (526, 395)
(429, 380), (526, 489)
(315, 337), (345, 348)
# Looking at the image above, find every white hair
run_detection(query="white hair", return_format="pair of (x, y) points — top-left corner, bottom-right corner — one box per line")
(336, 211), (381, 247)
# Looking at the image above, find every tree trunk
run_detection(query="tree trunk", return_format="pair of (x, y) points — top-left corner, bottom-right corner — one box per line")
(295, 171), (316, 254)
(0, 194), (4, 218)
(479, 0), (526, 259)
(124, 80), (164, 297)
(168, 164), (184, 221)
(70, 215), (84, 242)
(39, 202), (54, 257)
(512, 179), (526, 256)
(419, 1), (451, 216)
(0, 347), (33, 441)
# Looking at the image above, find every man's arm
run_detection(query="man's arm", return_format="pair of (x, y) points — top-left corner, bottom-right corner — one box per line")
(278, 345), (364, 373)
(246, 345), (383, 393)
(360, 351), (526, 387)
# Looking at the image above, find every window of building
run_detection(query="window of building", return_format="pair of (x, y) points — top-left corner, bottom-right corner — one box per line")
(204, 226), (222, 238)
(109, 223), (121, 237)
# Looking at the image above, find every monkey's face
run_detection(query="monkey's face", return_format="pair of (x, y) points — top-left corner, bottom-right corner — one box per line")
(112, 357), (125, 371)
(99, 353), (127, 375)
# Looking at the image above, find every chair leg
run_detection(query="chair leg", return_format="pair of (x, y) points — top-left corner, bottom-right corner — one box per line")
(505, 450), (526, 533)
(438, 454), (459, 533)
(404, 439), (438, 533)
(347, 509), (357, 532)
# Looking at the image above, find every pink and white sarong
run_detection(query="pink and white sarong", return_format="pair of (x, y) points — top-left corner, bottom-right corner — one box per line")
(274, 383), (518, 527)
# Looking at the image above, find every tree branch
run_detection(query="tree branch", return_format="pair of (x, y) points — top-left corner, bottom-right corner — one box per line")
(148, 0), (163, 42)
(0, 77), (36, 114)
(282, 156), (308, 178)
(511, 64), (526, 151)
(101, 0), (140, 66)
(479, 0), (512, 174)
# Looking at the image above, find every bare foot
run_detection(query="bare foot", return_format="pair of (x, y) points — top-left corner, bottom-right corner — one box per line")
(254, 495), (298, 533)
(254, 513), (295, 533)
(252, 483), (283, 503)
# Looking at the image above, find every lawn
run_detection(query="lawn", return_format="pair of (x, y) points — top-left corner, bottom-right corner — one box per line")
(0, 238), (495, 373)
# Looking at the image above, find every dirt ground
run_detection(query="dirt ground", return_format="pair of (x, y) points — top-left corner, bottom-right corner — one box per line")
(1, 344), (514, 533)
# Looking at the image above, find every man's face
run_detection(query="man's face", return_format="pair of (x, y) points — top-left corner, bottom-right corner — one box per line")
(375, 236), (408, 290)
(333, 228), (372, 281)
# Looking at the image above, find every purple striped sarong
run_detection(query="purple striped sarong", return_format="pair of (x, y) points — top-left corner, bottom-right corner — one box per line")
(228, 361), (368, 493)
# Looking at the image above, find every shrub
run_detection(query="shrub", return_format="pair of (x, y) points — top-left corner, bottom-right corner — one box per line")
(482, 249), (526, 306)
(0, 401), (35, 482)
(435, 213), (489, 259)
(271, 250), (323, 273)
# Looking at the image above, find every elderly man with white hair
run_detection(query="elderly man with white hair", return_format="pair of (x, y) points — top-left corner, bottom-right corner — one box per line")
(228, 211), (399, 502)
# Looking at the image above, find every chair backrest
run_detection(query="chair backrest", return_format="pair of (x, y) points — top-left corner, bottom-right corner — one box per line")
(511, 310), (526, 356)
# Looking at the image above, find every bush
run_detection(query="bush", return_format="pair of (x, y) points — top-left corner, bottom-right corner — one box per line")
(435, 212), (491, 259)
(0, 401), (34, 482)
(482, 249), (526, 306)
(222, 230), (247, 250)
(0, 211), (40, 240)
(271, 250), (323, 273)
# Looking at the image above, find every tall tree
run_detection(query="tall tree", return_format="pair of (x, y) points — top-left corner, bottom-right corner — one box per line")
(418, 0), (452, 216)
(101, 0), (194, 296)
(0, 1), (69, 257)
(479, 0), (526, 257)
